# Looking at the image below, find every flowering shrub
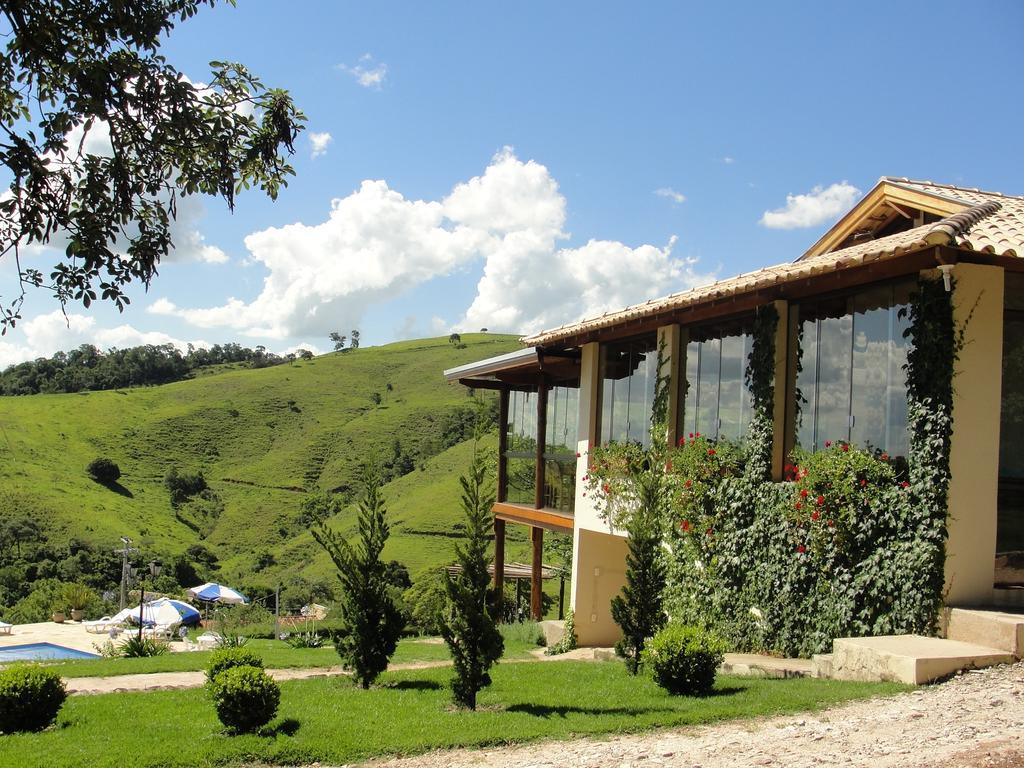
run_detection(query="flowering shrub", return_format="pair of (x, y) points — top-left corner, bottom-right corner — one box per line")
(584, 280), (958, 658)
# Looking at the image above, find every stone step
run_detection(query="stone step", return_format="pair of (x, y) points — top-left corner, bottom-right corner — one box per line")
(831, 635), (1014, 684)
(945, 607), (1024, 657)
(811, 653), (833, 679)
(719, 653), (813, 679)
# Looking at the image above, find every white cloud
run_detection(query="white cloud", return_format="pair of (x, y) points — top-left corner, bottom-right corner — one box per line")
(309, 131), (333, 159)
(0, 310), (209, 368)
(151, 147), (710, 340)
(337, 55), (388, 89)
(722, 156), (735, 165)
(282, 342), (320, 356)
(654, 187), (686, 204)
(760, 181), (861, 229)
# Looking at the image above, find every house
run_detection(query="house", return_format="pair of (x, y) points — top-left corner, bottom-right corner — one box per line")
(445, 178), (1024, 646)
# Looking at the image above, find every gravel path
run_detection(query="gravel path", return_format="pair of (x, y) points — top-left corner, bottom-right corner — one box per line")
(357, 663), (1024, 768)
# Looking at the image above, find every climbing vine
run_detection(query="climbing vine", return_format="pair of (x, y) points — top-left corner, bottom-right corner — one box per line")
(585, 276), (963, 657)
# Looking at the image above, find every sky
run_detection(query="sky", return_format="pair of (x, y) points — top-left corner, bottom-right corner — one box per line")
(2, 0), (1023, 366)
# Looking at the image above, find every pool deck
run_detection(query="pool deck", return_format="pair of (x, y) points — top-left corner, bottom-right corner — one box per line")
(0, 621), (192, 655)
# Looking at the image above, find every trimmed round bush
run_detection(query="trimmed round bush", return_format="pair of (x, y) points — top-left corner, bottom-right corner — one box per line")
(86, 456), (121, 484)
(205, 646), (264, 686)
(0, 664), (67, 733)
(208, 665), (279, 733)
(641, 623), (726, 696)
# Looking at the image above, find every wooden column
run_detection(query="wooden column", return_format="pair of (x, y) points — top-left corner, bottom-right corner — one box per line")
(530, 526), (544, 620)
(493, 517), (505, 620)
(497, 389), (509, 503)
(534, 382), (548, 509)
(771, 299), (791, 481)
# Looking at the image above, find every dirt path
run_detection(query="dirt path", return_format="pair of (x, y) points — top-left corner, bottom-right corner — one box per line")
(356, 663), (1024, 768)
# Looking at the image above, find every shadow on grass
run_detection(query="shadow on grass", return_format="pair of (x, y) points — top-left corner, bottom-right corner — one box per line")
(383, 679), (443, 692)
(262, 718), (301, 737)
(506, 687), (743, 719)
(95, 479), (133, 498)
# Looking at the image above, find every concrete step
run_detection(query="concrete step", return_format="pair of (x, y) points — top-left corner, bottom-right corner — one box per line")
(719, 653), (813, 679)
(811, 653), (833, 679)
(831, 635), (1014, 684)
(945, 608), (1024, 657)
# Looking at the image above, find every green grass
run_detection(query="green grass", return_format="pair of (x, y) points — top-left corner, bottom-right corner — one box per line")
(0, 334), (536, 586)
(0, 662), (907, 768)
(33, 636), (542, 678)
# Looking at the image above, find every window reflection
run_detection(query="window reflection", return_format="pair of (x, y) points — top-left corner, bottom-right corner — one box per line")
(682, 321), (753, 441)
(600, 337), (658, 446)
(505, 390), (537, 504)
(544, 386), (579, 513)
(796, 281), (912, 458)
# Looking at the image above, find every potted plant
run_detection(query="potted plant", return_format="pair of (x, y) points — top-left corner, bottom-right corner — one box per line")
(62, 583), (95, 622)
(51, 606), (66, 624)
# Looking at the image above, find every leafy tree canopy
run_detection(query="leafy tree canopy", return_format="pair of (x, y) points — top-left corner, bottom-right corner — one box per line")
(0, 0), (305, 331)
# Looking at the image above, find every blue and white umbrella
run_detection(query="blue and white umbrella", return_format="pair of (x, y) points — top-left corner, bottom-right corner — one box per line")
(187, 582), (249, 605)
(112, 598), (201, 627)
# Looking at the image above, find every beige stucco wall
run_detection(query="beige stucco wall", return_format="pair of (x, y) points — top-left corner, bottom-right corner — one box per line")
(945, 263), (1004, 604)
(571, 527), (629, 646)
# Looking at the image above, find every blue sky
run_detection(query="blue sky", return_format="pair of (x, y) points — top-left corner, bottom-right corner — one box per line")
(2, 0), (1023, 365)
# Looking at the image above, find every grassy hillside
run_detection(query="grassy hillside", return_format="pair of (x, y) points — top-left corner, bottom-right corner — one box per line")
(0, 334), (541, 591)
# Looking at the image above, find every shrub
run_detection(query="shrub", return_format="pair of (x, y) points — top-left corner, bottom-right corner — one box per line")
(641, 623), (726, 696)
(206, 646), (264, 686)
(285, 631), (323, 648)
(0, 665), (67, 733)
(86, 457), (121, 484)
(165, 467), (208, 504)
(545, 610), (578, 656)
(119, 635), (169, 657)
(208, 665), (279, 733)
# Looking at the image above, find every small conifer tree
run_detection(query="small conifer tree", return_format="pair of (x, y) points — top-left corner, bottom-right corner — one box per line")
(441, 433), (504, 709)
(610, 466), (668, 674)
(312, 476), (405, 688)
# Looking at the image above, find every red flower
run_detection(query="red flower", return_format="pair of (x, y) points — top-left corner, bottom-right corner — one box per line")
(800, 488), (808, 499)
(900, 480), (910, 489)
(582, 474), (589, 482)
(688, 432), (694, 439)
(707, 448), (716, 456)
(881, 452), (889, 461)
(706, 527), (713, 536)
(575, 451), (581, 458)
(602, 483), (611, 494)
(695, 432), (701, 438)
(685, 479), (693, 488)
(681, 520), (691, 532)
(794, 501), (802, 510)
(859, 478), (867, 487)
(816, 495), (824, 506)
(827, 519), (834, 527)
(825, 440), (832, 448)
(797, 544), (806, 554)
(666, 461), (673, 472)
(811, 510), (820, 521)
(678, 436), (686, 446)
(842, 443), (849, 452)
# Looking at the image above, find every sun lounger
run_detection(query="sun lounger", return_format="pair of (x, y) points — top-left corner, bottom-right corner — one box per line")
(0, 621), (12, 636)
(83, 617), (124, 634)
(196, 631), (222, 650)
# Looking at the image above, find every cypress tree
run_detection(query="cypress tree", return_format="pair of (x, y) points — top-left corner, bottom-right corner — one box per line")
(312, 476), (405, 688)
(610, 468), (668, 674)
(441, 439), (504, 709)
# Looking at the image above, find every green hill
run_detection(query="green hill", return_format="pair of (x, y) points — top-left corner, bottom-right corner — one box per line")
(0, 334), (542, 601)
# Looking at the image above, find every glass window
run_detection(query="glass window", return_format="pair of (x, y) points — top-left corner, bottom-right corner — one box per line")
(998, 273), (1024, 561)
(504, 389), (537, 505)
(682, 322), (753, 442)
(543, 386), (579, 513)
(796, 281), (912, 457)
(600, 337), (658, 446)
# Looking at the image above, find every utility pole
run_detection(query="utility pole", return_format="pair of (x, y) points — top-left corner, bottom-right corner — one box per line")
(114, 536), (137, 610)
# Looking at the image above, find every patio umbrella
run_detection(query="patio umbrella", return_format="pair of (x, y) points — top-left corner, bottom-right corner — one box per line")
(187, 582), (249, 605)
(111, 598), (201, 627)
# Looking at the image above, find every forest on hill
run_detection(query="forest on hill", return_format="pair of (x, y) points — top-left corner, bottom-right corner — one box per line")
(0, 334), (559, 625)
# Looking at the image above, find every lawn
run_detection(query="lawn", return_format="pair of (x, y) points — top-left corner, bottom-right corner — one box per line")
(0, 661), (907, 768)
(33, 635), (543, 678)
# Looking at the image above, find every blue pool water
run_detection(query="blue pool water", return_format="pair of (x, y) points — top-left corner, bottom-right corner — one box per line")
(0, 642), (100, 662)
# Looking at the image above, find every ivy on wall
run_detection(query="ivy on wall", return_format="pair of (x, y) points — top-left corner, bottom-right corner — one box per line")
(586, 277), (962, 657)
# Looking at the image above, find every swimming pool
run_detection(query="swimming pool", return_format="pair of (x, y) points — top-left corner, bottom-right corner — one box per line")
(0, 642), (100, 662)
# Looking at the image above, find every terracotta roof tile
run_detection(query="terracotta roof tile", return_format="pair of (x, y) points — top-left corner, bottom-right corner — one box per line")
(524, 195), (1022, 347)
